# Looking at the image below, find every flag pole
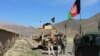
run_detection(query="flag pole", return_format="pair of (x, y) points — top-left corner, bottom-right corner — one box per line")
(51, 17), (55, 30)
(98, 21), (100, 32)
(80, 11), (82, 34)
(79, 0), (82, 35)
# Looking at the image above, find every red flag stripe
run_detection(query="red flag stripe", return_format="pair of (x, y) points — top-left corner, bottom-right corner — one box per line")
(70, 0), (80, 17)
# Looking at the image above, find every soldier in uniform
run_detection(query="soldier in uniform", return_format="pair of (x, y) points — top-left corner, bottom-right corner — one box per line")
(0, 42), (3, 56)
(98, 21), (100, 32)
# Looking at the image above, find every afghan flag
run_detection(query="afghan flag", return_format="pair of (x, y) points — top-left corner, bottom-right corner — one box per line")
(71, 0), (80, 17)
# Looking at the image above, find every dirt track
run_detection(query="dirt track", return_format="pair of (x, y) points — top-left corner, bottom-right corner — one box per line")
(4, 37), (74, 56)
(41, 43), (74, 56)
(41, 37), (74, 56)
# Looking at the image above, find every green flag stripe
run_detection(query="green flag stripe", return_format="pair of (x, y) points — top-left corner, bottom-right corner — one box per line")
(68, 12), (71, 20)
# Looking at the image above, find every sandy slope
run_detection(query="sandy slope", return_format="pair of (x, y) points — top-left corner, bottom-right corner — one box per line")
(4, 39), (41, 56)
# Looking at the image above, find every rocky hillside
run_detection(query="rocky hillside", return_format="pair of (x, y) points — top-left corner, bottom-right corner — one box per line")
(55, 13), (100, 36)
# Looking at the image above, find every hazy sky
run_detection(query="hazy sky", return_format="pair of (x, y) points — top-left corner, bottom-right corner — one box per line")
(0, 0), (100, 27)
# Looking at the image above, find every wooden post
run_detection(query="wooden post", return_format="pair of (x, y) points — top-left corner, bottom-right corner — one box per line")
(98, 21), (100, 32)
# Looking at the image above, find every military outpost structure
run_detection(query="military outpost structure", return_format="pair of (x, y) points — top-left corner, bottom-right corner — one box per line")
(0, 24), (41, 56)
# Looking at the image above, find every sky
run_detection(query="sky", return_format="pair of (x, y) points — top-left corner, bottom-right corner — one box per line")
(0, 0), (100, 27)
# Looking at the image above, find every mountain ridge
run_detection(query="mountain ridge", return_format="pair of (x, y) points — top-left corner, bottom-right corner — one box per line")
(55, 13), (100, 35)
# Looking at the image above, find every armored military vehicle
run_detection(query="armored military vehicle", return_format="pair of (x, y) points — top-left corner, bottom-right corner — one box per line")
(73, 32), (100, 56)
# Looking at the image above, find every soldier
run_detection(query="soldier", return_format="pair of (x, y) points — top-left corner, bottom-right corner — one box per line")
(0, 42), (3, 56)
(62, 34), (67, 54)
(57, 32), (67, 54)
(73, 34), (80, 55)
(98, 21), (100, 32)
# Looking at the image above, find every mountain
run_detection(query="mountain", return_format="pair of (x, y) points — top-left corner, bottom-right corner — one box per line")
(55, 13), (100, 36)
(0, 23), (41, 36)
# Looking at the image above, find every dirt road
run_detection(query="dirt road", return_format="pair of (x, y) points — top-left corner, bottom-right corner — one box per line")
(41, 43), (74, 56)
(4, 38), (74, 56)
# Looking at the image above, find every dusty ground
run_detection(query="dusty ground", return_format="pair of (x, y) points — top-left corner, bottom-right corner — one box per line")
(41, 43), (74, 56)
(42, 37), (74, 56)
(4, 39), (41, 56)
(4, 37), (74, 56)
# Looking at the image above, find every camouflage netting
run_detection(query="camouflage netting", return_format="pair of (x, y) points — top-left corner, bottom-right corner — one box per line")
(4, 39), (41, 56)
